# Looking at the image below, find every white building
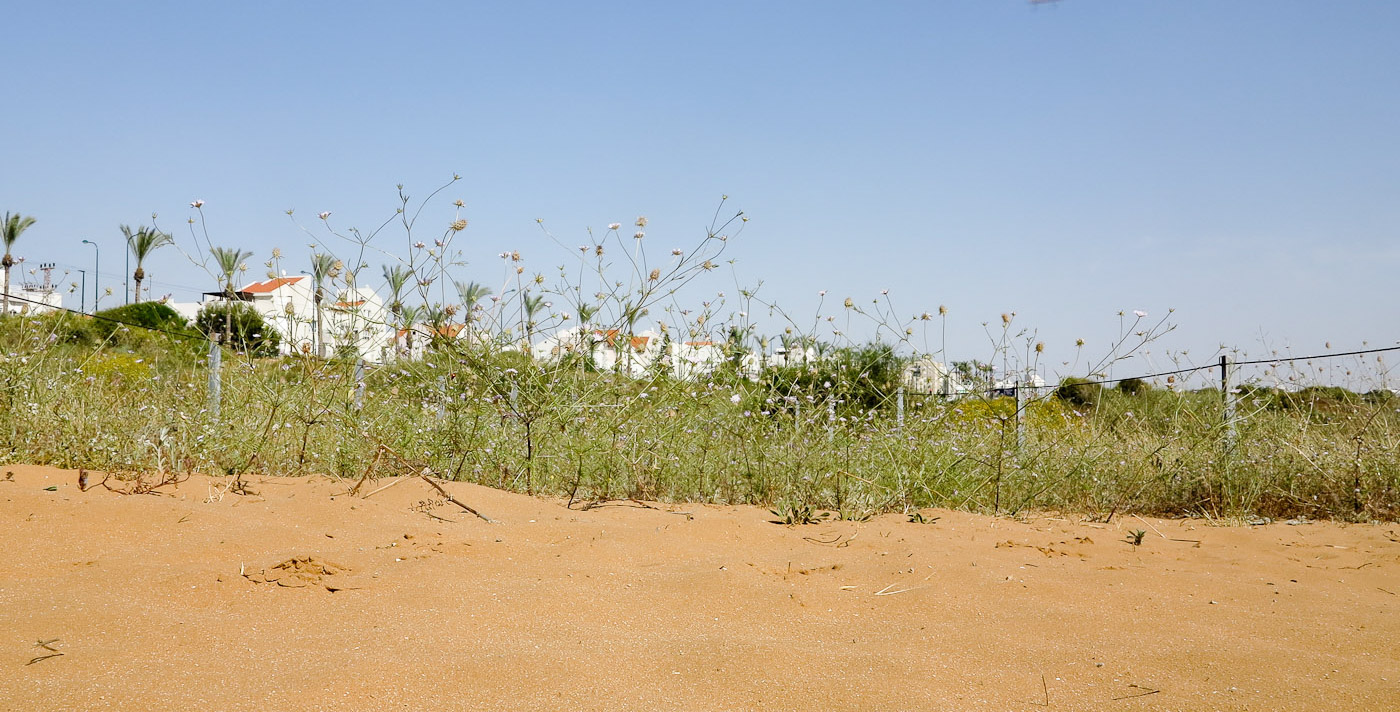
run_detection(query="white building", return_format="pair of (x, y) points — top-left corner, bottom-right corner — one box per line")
(2, 264), (64, 314)
(530, 327), (665, 377)
(2, 283), (63, 314)
(324, 286), (390, 361)
(669, 339), (726, 380)
(198, 276), (389, 361)
(393, 321), (497, 361)
(901, 357), (971, 396)
(222, 276), (317, 354)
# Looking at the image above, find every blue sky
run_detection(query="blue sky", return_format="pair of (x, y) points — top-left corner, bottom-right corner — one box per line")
(3, 1), (1397, 384)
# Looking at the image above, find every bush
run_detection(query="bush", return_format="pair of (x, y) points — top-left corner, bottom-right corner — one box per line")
(195, 301), (281, 356)
(1277, 386), (1361, 411)
(1117, 377), (1149, 396)
(1055, 376), (1102, 409)
(1364, 389), (1397, 405)
(91, 302), (190, 339)
(759, 341), (902, 415)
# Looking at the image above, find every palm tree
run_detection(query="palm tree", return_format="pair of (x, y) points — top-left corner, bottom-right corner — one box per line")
(398, 304), (424, 357)
(382, 264), (411, 358)
(122, 225), (172, 304)
(309, 253), (339, 358)
(424, 303), (450, 345)
(2, 212), (37, 314)
(380, 264), (408, 358)
(576, 302), (599, 371)
(209, 246), (253, 343)
(619, 299), (649, 375)
(725, 324), (755, 374)
(454, 280), (492, 324)
(521, 292), (546, 348)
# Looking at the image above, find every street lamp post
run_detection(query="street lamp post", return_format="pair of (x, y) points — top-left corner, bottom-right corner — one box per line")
(124, 244), (130, 305)
(81, 239), (99, 312)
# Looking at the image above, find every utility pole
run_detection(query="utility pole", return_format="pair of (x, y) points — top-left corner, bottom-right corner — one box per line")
(81, 239), (99, 311)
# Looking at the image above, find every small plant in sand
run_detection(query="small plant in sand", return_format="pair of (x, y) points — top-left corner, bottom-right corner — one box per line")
(771, 501), (830, 525)
(1126, 529), (1147, 546)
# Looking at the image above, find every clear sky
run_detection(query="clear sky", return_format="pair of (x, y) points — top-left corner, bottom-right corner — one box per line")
(2, 1), (1396, 385)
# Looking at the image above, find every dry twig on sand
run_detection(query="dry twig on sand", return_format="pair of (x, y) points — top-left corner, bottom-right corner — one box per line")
(416, 471), (498, 524)
(347, 446), (387, 496)
(1111, 684), (1160, 701)
(361, 477), (406, 499)
(90, 470), (190, 496)
(27, 639), (64, 665)
(356, 440), (498, 523)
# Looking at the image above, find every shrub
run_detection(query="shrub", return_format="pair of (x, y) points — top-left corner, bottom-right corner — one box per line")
(195, 301), (281, 356)
(1364, 389), (1397, 405)
(758, 341), (902, 415)
(1056, 376), (1102, 409)
(94, 302), (188, 333)
(1117, 377), (1149, 396)
(1277, 386), (1361, 411)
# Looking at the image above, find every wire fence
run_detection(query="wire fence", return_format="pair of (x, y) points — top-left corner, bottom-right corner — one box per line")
(2, 288), (1397, 521)
(5, 290), (1396, 396)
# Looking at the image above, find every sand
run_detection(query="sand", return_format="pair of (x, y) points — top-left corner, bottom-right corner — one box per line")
(1, 464), (1396, 710)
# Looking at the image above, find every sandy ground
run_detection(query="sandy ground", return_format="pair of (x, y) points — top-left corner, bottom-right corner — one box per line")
(1, 465), (1397, 711)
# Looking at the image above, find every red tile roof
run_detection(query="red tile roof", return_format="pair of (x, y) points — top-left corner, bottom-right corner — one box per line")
(591, 329), (650, 350)
(397, 324), (464, 338)
(239, 276), (305, 294)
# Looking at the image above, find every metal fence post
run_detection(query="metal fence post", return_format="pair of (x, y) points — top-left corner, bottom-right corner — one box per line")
(1014, 377), (1025, 450)
(207, 338), (221, 419)
(353, 358), (366, 411)
(1221, 355), (1236, 448)
(827, 396), (836, 442)
(437, 375), (447, 420)
(896, 385), (905, 430)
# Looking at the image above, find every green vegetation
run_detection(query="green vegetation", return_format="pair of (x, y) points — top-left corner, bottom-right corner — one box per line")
(2, 186), (1394, 523)
(0, 309), (1395, 522)
(194, 302), (280, 356)
(1055, 376), (1103, 409)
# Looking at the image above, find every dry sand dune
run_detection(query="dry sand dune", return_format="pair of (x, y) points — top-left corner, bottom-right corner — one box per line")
(1, 464), (1397, 710)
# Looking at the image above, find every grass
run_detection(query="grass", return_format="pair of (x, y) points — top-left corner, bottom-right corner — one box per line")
(1, 308), (1396, 522)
